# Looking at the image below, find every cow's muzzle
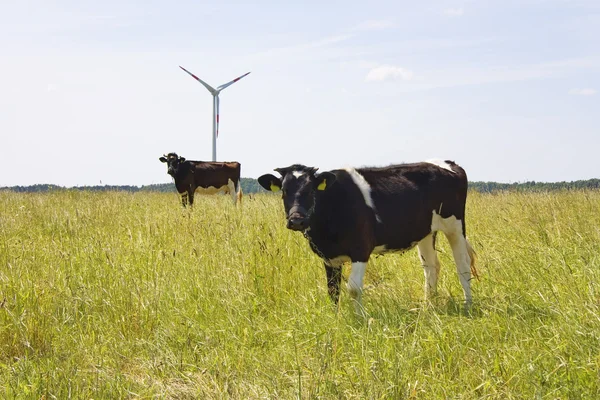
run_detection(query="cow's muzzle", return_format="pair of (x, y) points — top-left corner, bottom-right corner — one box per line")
(287, 206), (310, 231)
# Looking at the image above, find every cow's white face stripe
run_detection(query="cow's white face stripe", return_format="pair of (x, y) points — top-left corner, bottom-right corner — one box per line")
(292, 171), (305, 178)
(426, 159), (455, 173)
(344, 168), (381, 222)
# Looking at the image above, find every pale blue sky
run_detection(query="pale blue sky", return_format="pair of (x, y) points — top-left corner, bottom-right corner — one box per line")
(1, 0), (598, 187)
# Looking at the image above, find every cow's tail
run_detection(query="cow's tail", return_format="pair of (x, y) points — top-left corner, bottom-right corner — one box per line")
(466, 239), (479, 280)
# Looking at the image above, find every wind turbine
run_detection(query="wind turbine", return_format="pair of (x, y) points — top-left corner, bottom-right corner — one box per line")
(179, 66), (251, 161)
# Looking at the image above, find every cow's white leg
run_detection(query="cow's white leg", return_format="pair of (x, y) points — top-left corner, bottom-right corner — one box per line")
(227, 179), (237, 204)
(432, 213), (473, 304)
(347, 261), (367, 315)
(448, 233), (472, 305)
(236, 184), (243, 205)
(417, 233), (441, 299)
(440, 218), (472, 305)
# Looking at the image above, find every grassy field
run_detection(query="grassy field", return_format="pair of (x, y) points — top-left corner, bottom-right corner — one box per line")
(1, 189), (599, 399)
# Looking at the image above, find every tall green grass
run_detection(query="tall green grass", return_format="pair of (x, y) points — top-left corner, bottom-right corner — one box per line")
(1, 190), (599, 398)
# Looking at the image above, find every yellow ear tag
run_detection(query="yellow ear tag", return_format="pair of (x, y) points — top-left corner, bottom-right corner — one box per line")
(317, 179), (327, 191)
(270, 183), (281, 192)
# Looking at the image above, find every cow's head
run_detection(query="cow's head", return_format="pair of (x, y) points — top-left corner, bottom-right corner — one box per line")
(159, 153), (186, 177)
(258, 164), (336, 231)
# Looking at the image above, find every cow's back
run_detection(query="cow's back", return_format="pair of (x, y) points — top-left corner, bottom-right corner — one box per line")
(358, 162), (468, 250)
(193, 161), (241, 189)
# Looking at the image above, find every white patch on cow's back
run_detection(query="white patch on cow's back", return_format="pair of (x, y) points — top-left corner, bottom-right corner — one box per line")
(344, 167), (381, 222)
(292, 171), (305, 178)
(426, 159), (455, 173)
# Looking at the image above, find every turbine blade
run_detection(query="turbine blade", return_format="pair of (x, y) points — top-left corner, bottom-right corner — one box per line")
(217, 71), (251, 91)
(179, 65), (217, 94)
(216, 95), (220, 138)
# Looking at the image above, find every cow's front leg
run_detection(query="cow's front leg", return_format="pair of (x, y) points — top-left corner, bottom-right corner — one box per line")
(347, 261), (367, 316)
(324, 264), (341, 304)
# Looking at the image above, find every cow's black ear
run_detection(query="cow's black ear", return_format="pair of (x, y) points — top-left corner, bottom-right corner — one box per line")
(315, 171), (336, 191)
(179, 157), (186, 163)
(258, 174), (282, 192)
(159, 156), (167, 163)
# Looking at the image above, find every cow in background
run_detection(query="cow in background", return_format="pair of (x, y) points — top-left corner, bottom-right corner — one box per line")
(258, 160), (477, 313)
(159, 152), (242, 206)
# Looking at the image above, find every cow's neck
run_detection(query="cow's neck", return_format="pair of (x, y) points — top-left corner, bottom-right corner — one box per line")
(303, 192), (333, 248)
(175, 163), (193, 179)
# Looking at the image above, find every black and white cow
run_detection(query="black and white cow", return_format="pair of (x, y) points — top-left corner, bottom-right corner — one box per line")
(258, 160), (476, 310)
(160, 152), (242, 206)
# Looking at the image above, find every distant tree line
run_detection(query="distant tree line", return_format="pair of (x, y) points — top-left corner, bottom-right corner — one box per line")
(2, 178), (599, 194)
(469, 179), (600, 193)
(0, 178), (268, 194)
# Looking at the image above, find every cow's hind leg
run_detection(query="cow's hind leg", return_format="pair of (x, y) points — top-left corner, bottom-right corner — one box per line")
(227, 179), (237, 204)
(417, 233), (441, 299)
(236, 183), (243, 205)
(437, 216), (472, 305)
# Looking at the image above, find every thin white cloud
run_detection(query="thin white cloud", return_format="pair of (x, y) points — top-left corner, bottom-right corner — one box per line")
(444, 7), (465, 17)
(569, 88), (597, 96)
(543, 56), (600, 69)
(253, 33), (354, 61)
(365, 65), (413, 82)
(354, 20), (394, 31)
(374, 56), (600, 93)
(2, 10), (135, 35)
(310, 34), (355, 48)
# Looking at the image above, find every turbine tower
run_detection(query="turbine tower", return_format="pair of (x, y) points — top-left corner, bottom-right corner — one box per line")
(179, 66), (251, 161)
